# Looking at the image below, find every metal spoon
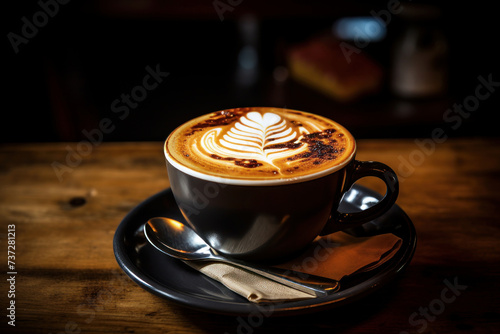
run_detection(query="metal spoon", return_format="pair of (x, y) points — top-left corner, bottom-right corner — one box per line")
(144, 217), (339, 297)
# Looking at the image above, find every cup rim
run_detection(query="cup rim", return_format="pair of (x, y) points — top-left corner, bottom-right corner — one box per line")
(164, 108), (357, 186)
(165, 144), (356, 187)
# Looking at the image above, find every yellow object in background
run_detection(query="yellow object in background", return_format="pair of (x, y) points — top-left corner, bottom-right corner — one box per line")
(287, 36), (383, 102)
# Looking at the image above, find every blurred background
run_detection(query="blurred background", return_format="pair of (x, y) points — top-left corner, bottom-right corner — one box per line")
(4, 0), (499, 143)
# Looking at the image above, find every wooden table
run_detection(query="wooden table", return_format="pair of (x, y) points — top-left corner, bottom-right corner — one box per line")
(1, 138), (499, 333)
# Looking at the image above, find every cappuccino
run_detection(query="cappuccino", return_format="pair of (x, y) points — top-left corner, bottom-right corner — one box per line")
(165, 107), (355, 182)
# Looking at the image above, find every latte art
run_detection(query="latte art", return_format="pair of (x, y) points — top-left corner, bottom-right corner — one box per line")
(166, 107), (356, 181)
(199, 112), (307, 169)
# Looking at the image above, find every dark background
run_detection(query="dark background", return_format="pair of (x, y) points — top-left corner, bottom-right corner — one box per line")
(4, 0), (499, 143)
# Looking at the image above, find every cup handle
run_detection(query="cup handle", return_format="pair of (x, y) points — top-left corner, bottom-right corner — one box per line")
(320, 160), (399, 235)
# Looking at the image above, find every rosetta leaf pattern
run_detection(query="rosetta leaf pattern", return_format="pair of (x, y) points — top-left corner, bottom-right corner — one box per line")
(200, 112), (304, 167)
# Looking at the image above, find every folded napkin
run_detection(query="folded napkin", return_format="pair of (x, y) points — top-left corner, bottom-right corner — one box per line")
(186, 232), (402, 303)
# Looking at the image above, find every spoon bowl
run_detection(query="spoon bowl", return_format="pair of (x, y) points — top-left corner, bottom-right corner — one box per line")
(146, 217), (210, 260)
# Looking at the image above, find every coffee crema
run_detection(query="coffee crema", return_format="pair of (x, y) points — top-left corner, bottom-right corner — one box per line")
(165, 107), (356, 181)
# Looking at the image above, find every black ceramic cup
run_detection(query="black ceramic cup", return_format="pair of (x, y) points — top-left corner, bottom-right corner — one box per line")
(164, 111), (399, 263)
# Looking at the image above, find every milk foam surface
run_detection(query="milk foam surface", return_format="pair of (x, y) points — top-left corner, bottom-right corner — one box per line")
(165, 107), (355, 181)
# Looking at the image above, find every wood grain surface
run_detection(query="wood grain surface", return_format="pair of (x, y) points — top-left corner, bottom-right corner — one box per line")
(1, 139), (499, 334)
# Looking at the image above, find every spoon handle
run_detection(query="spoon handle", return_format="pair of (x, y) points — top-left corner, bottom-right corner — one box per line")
(220, 258), (339, 297)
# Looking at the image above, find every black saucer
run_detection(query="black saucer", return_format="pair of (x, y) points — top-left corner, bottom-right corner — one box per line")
(113, 185), (416, 316)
